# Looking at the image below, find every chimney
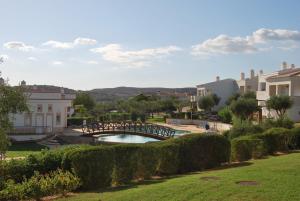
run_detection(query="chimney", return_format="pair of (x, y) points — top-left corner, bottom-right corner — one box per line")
(250, 69), (255, 79)
(282, 61), (288, 70)
(291, 64), (295, 69)
(259, 70), (263, 75)
(0, 77), (4, 85)
(240, 72), (245, 80)
(216, 76), (220, 81)
(20, 80), (26, 86)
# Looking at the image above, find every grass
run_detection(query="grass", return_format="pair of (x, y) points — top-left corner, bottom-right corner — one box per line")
(6, 142), (48, 158)
(56, 152), (300, 201)
(147, 115), (165, 123)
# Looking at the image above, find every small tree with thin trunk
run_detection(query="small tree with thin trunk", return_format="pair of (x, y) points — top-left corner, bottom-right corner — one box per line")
(198, 95), (215, 112)
(230, 98), (258, 121)
(266, 95), (293, 119)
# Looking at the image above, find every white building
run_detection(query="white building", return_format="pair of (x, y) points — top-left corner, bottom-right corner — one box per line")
(196, 77), (239, 110)
(236, 69), (259, 94)
(11, 82), (76, 134)
(256, 62), (300, 122)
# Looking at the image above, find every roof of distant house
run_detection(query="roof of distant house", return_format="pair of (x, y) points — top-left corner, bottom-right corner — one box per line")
(196, 78), (237, 88)
(267, 67), (300, 79)
(23, 85), (76, 94)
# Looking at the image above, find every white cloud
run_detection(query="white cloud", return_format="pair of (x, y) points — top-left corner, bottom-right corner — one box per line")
(52, 61), (63, 65)
(43, 37), (97, 49)
(192, 35), (257, 55)
(87, 60), (99, 65)
(251, 28), (300, 43)
(3, 41), (34, 51)
(192, 28), (300, 56)
(27, 57), (38, 61)
(91, 44), (181, 67)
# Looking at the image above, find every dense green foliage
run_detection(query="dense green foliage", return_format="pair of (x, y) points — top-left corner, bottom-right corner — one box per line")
(231, 136), (265, 161)
(65, 134), (230, 190)
(230, 98), (258, 121)
(0, 169), (80, 201)
(198, 94), (220, 112)
(266, 95), (293, 119)
(218, 107), (232, 123)
(0, 83), (28, 159)
(56, 153), (300, 201)
(73, 92), (96, 111)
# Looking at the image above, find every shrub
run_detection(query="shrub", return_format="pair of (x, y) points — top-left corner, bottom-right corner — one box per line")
(228, 121), (263, 139)
(231, 136), (266, 162)
(218, 107), (232, 123)
(68, 146), (115, 189)
(67, 117), (93, 126)
(0, 170), (80, 201)
(262, 117), (294, 130)
(289, 127), (300, 149)
(154, 142), (180, 175)
(257, 128), (292, 154)
(135, 144), (159, 180)
(112, 144), (140, 185)
(174, 134), (230, 173)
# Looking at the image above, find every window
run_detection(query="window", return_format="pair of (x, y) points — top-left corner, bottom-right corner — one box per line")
(37, 104), (43, 112)
(56, 113), (61, 125)
(48, 104), (53, 112)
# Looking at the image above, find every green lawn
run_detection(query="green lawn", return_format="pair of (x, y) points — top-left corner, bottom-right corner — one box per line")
(6, 143), (48, 158)
(147, 115), (165, 123)
(57, 152), (300, 201)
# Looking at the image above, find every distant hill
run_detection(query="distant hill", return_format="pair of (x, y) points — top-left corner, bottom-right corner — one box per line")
(87, 87), (197, 102)
(23, 85), (196, 102)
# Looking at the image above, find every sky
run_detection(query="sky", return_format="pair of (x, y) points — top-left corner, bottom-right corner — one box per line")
(0, 0), (300, 90)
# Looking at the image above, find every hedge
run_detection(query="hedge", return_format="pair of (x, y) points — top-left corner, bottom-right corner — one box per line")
(67, 146), (115, 190)
(290, 127), (300, 149)
(112, 144), (140, 185)
(231, 136), (266, 162)
(256, 128), (292, 154)
(65, 134), (230, 189)
(173, 134), (230, 173)
(67, 117), (93, 126)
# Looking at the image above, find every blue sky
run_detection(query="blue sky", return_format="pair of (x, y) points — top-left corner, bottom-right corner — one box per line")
(0, 0), (300, 90)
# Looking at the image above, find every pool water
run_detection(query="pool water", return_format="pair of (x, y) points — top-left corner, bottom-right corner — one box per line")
(96, 130), (191, 144)
(97, 134), (159, 143)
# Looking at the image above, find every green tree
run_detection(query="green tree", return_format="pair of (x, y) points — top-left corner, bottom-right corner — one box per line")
(266, 95), (293, 119)
(198, 95), (215, 112)
(226, 93), (240, 105)
(218, 107), (232, 123)
(230, 98), (258, 121)
(73, 92), (96, 111)
(0, 73), (28, 159)
(211, 93), (221, 106)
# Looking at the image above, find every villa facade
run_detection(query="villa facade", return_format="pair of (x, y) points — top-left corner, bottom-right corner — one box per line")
(256, 63), (300, 122)
(236, 69), (259, 94)
(10, 82), (76, 134)
(196, 77), (239, 110)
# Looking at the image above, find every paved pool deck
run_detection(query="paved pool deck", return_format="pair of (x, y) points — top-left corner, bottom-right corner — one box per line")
(154, 122), (205, 133)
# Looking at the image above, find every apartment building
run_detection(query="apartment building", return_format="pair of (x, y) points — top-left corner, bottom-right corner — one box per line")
(256, 62), (300, 121)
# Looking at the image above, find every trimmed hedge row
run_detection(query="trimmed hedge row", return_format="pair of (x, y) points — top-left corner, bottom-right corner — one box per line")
(231, 127), (300, 162)
(0, 145), (88, 183)
(66, 134), (230, 189)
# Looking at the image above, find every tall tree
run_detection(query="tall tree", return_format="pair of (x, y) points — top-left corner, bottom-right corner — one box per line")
(266, 95), (293, 119)
(0, 71), (28, 159)
(73, 92), (96, 111)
